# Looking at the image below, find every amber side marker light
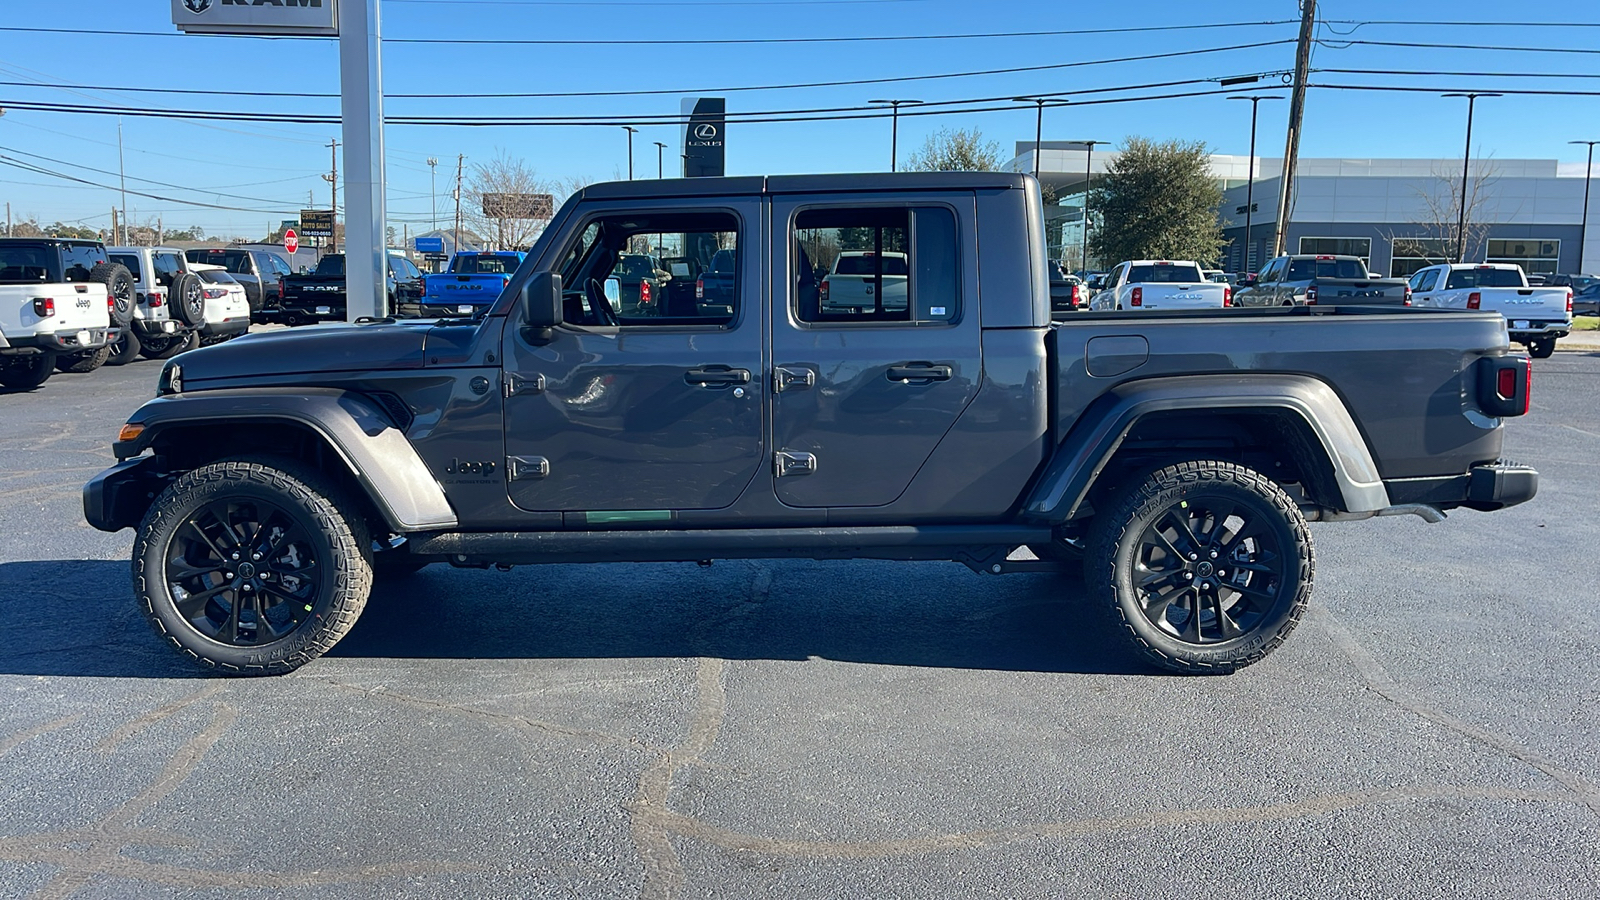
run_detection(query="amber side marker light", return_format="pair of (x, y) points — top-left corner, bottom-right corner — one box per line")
(118, 424), (144, 443)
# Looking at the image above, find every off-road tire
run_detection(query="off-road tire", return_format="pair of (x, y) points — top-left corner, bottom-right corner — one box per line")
(139, 331), (197, 360)
(1086, 459), (1313, 675)
(171, 273), (206, 327)
(89, 262), (135, 328)
(56, 346), (111, 374)
(133, 456), (373, 675)
(1527, 338), (1556, 359)
(106, 328), (141, 366)
(0, 352), (55, 390)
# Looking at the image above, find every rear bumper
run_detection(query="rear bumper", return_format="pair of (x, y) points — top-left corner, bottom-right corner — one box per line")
(1383, 460), (1538, 513)
(134, 317), (182, 336)
(1508, 321), (1570, 339)
(1, 326), (116, 353)
(200, 316), (250, 337)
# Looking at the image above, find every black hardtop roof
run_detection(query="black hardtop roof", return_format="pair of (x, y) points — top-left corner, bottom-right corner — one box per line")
(0, 237), (105, 247)
(577, 171), (1028, 201)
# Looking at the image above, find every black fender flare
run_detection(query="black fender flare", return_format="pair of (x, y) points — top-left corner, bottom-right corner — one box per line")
(90, 388), (458, 533)
(1022, 373), (1388, 523)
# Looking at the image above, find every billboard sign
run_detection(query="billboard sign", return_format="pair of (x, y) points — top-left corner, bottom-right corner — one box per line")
(299, 209), (336, 237)
(482, 193), (554, 219)
(415, 235), (445, 254)
(681, 97), (726, 178)
(172, 0), (339, 36)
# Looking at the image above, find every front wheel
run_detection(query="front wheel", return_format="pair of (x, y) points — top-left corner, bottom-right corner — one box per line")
(132, 457), (373, 675)
(1087, 460), (1313, 674)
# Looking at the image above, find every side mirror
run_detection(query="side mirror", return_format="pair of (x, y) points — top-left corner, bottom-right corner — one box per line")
(1237, 277), (1257, 288)
(522, 271), (562, 330)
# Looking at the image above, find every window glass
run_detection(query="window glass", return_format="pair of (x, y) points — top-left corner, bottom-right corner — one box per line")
(1389, 238), (1450, 278)
(556, 211), (738, 327)
(792, 206), (956, 324)
(1286, 258), (1367, 280)
(1409, 269), (1437, 292)
(60, 243), (104, 281)
(109, 253), (142, 280)
(1298, 237), (1372, 265)
(1445, 267), (1526, 289)
(1485, 238), (1559, 276)
(264, 254), (291, 276)
(0, 244), (52, 283)
(1257, 259), (1281, 283)
(1125, 263), (1205, 284)
(188, 249), (253, 274)
(151, 252), (183, 286)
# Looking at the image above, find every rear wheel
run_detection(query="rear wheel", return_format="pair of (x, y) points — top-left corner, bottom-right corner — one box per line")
(1087, 460), (1313, 674)
(0, 353), (55, 389)
(139, 331), (197, 360)
(132, 457), (373, 675)
(56, 346), (111, 373)
(1526, 337), (1556, 359)
(171, 273), (206, 327)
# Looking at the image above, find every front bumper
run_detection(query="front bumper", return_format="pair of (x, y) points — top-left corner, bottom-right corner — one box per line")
(83, 455), (170, 532)
(1, 326), (117, 354)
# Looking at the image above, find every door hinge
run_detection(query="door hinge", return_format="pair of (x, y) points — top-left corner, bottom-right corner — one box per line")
(507, 455), (550, 481)
(504, 372), (545, 398)
(773, 366), (815, 393)
(774, 450), (818, 477)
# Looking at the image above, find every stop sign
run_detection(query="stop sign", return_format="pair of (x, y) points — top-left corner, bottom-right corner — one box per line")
(284, 228), (299, 254)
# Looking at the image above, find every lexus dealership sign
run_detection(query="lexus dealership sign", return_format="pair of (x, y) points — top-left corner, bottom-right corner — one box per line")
(681, 97), (726, 178)
(172, 0), (339, 36)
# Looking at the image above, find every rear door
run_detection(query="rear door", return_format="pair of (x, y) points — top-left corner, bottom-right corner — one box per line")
(769, 194), (979, 508)
(501, 201), (766, 514)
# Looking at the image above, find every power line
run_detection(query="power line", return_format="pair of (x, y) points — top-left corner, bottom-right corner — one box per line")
(0, 143), (313, 206)
(0, 155), (296, 214)
(1308, 82), (1600, 97)
(1316, 38), (1600, 55)
(389, 0), (935, 4)
(1320, 68), (1600, 80)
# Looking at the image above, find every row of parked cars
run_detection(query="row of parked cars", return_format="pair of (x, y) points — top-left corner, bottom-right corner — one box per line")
(1047, 254), (1578, 358)
(0, 237), (279, 389)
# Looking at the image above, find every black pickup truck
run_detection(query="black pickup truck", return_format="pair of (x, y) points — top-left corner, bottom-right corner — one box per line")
(85, 173), (1536, 677)
(277, 252), (425, 325)
(1233, 254), (1411, 307)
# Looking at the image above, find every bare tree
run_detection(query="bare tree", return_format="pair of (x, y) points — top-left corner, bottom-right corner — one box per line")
(905, 127), (1002, 172)
(464, 149), (559, 251)
(1416, 160), (1501, 262)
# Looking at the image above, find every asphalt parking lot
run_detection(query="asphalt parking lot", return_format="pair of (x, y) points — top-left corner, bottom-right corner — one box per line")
(1, 350), (1597, 899)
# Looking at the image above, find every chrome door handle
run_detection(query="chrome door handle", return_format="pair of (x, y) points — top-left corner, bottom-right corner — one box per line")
(885, 363), (952, 383)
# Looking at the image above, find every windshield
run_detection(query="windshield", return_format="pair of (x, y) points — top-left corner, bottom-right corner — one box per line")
(1445, 268), (1526, 289)
(1286, 258), (1368, 280)
(834, 254), (908, 276)
(1125, 264), (1204, 284)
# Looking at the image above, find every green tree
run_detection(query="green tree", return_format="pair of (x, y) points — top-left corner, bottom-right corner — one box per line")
(1088, 137), (1224, 266)
(905, 127), (1002, 172)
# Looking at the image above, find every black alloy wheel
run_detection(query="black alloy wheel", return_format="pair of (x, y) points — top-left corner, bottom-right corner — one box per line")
(172, 273), (206, 327)
(1088, 460), (1313, 674)
(106, 327), (141, 366)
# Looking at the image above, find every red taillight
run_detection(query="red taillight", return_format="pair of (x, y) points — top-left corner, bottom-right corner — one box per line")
(1222, 287), (1232, 307)
(1071, 283), (1082, 304)
(203, 287), (227, 300)
(32, 297), (55, 317)
(696, 277), (704, 300)
(1131, 286), (1142, 306)
(639, 280), (652, 305)
(1497, 366), (1518, 399)
(1566, 289), (1574, 315)
(1305, 284), (1318, 304)
(107, 296), (116, 312)
(150, 289), (164, 308)
(819, 280), (830, 302)
(1467, 291), (1481, 310)
(1404, 287), (1412, 305)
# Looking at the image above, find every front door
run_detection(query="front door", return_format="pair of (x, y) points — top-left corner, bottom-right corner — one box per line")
(502, 203), (765, 513)
(768, 196), (982, 508)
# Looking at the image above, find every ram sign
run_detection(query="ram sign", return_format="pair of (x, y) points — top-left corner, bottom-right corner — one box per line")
(171, 0), (339, 36)
(482, 193), (554, 219)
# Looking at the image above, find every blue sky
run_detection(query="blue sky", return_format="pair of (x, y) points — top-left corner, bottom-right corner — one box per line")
(0, 0), (1596, 238)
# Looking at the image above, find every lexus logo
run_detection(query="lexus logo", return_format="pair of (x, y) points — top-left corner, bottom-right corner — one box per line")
(693, 123), (718, 140)
(183, 0), (212, 13)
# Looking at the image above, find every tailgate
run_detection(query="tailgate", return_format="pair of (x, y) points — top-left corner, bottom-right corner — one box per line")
(1137, 283), (1225, 309)
(282, 278), (343, 303)
(1312, 278), (1407, 303)
(1483, 287), (1570, 320)
(425, 273), (508, 303)
(8, 283), (110, 333)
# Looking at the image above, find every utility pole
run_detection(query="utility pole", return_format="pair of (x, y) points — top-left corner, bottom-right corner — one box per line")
(157, 215), (162, 246)
(1230, 95), (1282, 274)
(110, 207), (118, 246)
(869, 99), (924, 172)
(5, 202), (10, 238)
(1442, 92), (1500, 263)
(1272, 0), (1315, 257)
(427, 156), (439, 233)
(117, 118), (129, 246)
(453, 153), (464, 254)
(323, 139), (339, 253)
(1568, 138), (1593, 273)
(654, 141), (667, 179)
(622, 126), (638, 179)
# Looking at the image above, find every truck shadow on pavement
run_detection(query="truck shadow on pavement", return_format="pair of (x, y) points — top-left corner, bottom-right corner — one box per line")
(0, 558), (1156, 678)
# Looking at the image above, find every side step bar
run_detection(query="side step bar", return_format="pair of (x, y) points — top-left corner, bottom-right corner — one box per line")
(406, 525), (1056, 571)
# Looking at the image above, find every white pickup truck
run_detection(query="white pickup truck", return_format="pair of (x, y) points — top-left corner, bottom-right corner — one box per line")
(0, 238), (125, 389)
(819, 250), (909, 313)
(1407, 263), (1571, 358)
(1090, 259), (1232, 310)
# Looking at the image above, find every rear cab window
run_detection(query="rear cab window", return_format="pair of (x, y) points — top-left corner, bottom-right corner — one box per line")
(0, 243), (55, 284)
(1286, 258), (1367, 280)
(1445, 267), (1526, 289)
(60, 243), (105, 282)
(109, 253), (143, 281)
(1125, 263), (1204, 284)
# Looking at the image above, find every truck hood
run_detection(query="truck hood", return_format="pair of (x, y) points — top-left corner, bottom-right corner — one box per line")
(172, 319), (434, 385)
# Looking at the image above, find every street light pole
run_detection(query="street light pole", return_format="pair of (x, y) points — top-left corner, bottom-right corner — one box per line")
(1229, 95), (1282, 275)
(1072, 139), (1105, 275)
(1571, 140), (1599, 277)
(1443, 92), (1501, 263)
(654, 141), (667, 179)
(621, 126), (638, 180)
(868, 99), (923, 172)
(427, 156), (438, 233)
(1011, 98), (1067, 181)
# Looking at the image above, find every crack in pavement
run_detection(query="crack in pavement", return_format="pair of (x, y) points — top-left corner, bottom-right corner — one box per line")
(1312, 603), (1600, 818)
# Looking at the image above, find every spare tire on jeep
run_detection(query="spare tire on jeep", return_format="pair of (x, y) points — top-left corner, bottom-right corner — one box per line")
(170, 272), (206, 327)
(89, 262), (135, 328)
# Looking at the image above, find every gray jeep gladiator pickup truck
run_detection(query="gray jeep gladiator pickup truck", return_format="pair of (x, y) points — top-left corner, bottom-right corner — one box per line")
(84, 173), (1537, 676)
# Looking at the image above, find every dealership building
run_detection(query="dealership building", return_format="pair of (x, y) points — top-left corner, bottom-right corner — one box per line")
(1007, 143), (1598, 277)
